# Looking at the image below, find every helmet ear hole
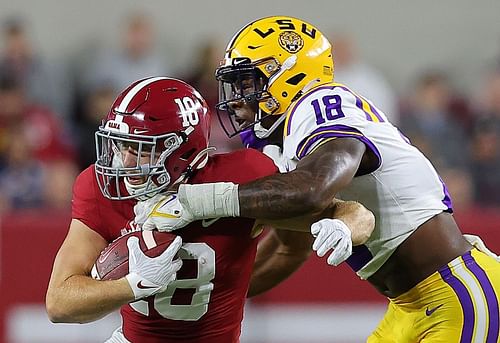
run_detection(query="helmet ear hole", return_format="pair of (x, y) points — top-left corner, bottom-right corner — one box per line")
(286, 73), (306, 85)
(180, 148), (196, 160)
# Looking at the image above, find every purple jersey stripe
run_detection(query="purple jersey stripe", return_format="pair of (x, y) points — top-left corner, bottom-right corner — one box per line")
(355, 97), (373, 121)
(367, 101), (385, 122)
(398, 129), (412, 144)
(346, 245), (373, 272)
(438, 176), (454, 213)
(439, 265), (475, 343)
(295, 125), (382, 170)
(336, 85), (384, 122)
(464, 251), (500, 343)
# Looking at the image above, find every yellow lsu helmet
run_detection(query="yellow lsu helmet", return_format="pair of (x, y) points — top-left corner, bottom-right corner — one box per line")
(215, 16), (333, 138)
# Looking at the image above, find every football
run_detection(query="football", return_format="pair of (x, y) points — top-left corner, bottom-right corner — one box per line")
(91, 230), (178, 281)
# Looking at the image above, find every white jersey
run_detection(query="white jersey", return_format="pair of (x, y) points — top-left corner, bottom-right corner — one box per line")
(282, 82), (452, 279)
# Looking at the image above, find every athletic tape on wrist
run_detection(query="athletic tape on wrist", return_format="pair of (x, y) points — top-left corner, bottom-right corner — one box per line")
(178, 183), (240, 218)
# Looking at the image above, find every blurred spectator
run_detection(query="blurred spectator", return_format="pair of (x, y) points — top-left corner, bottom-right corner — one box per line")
(83, 11), (172, 94)
(0, 17), (70, 118)
(0, 71), (74, 163)
(439, 168), (474, 211)
(0, 125), (45, 212)
(185, 39), (242, 153)
(42, 159), (78, 209)
(0, 70), (77, 211)
(75, 80), (117, 170)
(399, 71), (470, 171)
(469, 69), (500, 206)
(74, 11), (173, 160)
(0, 130), (77, 213)
(470, 122), (500, 206)
(474, 68), (500, 122)
(185, 39), (221, 108)
(331, 32), (399, 124)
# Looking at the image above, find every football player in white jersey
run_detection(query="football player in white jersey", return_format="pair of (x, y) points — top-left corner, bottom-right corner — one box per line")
(142, 16), (500, 342)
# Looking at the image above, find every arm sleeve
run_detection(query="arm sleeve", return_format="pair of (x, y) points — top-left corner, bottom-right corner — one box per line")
(71, 166), (109, 239)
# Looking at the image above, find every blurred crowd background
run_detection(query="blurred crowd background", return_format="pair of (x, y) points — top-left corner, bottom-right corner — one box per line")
(1, 1), (500, 342)
(1, 5), (500, 214)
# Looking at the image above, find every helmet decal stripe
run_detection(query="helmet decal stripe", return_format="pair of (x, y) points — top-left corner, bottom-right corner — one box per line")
(117, 76), (169, 112)
(226, 20), (256, 54)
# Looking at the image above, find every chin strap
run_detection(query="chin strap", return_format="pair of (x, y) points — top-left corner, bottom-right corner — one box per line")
(253, 55), (298, 140)
(252, 77), (322, 140)
(302, 78), (322, 94)
(168, 146), (216, 188)
(253, 113), (286, 139)
(190, 146), (216, 170)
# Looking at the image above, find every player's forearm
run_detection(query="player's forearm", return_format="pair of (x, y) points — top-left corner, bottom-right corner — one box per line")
(251, 230), (281, 272)
(239, 169), (329, 219)
(248, 230), (312, 297)
(178, 140), (362, 221)
(255, 200), (375, 244)
(178, 170), (344, 222)
(239, 140), (362, 219)
(330, 200), (375, 245)
(248, 247), (310, 297)
(46, 275), (134, 323)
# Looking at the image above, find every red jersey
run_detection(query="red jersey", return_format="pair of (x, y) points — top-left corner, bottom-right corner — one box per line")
(72, 149), (277, 343)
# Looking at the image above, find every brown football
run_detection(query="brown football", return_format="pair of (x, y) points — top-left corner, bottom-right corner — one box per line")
(91, 230), (178, 281)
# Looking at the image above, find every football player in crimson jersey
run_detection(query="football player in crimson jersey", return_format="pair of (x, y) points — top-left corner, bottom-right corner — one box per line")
(45, 77), (374, 343)
(141, 17), (500, 342)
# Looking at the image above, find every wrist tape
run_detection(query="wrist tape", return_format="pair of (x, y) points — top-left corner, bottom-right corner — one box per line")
(178, 182), (240, 218)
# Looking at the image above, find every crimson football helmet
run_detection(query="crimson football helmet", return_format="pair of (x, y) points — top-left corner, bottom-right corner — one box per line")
(95, 77), (211, 200)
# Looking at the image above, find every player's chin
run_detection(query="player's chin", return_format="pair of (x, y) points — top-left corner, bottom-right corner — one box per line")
(234, 117), (252, 130)
(240, 122), (254, 131)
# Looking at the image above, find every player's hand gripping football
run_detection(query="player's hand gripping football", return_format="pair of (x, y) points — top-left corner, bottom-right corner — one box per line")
(311, 218), (353, 266)
(125, 236), (183, 300)
(142, 194), (196, 232)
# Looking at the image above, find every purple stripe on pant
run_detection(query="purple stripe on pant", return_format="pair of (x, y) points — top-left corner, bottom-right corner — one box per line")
(464, 251), (500, 343)
(439, 265), (475, 343)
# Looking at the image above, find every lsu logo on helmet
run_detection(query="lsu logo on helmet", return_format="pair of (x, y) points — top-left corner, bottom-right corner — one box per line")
(278, 31), (304, 53)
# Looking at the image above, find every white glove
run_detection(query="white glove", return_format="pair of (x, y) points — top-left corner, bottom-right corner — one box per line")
(463, 234), (500, 262)
(142, 194), (196, 232)
(311, 218), (353, 266)
(133, 193), (164, 226)
(125, 236), (183, 300)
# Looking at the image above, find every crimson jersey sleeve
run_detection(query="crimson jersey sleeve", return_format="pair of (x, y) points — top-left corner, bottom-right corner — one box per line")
(72, 166), (135, 242)
(72, 166), (105, 234)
